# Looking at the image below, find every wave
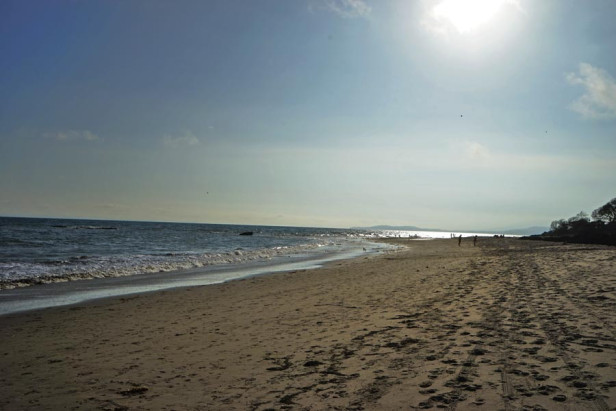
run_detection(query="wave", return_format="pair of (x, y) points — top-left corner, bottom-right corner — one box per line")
(0, 241), (340, 289)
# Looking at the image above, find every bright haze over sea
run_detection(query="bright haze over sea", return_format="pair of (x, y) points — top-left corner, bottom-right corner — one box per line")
(1, 1), (615, 230)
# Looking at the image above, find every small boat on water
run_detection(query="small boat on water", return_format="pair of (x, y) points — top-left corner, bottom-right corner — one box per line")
(239, 231), (253, 236)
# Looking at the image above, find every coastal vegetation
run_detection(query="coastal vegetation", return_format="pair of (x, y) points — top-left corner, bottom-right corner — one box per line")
(525, 197), (616, 245)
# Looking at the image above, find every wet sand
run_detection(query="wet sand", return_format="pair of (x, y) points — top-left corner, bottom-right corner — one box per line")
(1, 238), (615, 410)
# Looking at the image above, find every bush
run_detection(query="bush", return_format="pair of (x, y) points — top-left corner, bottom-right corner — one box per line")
(525, 198), (616, 246)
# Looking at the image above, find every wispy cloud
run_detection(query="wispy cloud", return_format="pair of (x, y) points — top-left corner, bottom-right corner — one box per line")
(448, 140), (615, 173)
(320, 0), (371, 19)
(566, 63), (616, 119)
(43, 129), (101, 142)
(464, 141), (491, 161)
(162, 130), (200, 148)
(98, 202), (130, 210)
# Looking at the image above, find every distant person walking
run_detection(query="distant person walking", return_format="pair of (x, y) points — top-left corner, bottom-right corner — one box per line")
(458, 235), (462, 246)
(473, 235), (477, 246)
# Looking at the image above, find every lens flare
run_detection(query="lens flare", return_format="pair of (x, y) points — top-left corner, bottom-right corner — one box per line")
(431, 0), (511, 34)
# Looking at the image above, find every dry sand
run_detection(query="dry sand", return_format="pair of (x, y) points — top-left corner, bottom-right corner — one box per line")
(1, 238), (615, 410)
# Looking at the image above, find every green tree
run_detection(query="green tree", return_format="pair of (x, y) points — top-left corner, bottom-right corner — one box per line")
(549, 219), (568, 234)
(591, 197), (616, 223)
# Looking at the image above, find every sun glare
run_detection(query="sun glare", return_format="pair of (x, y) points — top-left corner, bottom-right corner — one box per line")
(431, 0), (511, 34)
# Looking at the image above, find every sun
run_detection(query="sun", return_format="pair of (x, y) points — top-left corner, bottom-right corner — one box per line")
(430, 0), (513, 34)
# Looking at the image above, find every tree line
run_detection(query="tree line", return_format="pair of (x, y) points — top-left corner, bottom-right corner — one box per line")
(525, 197), (616, 246)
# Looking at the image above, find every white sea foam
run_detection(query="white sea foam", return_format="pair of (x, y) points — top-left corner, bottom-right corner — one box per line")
(0, 240), (351, 288)
(4, 218), (475, 291)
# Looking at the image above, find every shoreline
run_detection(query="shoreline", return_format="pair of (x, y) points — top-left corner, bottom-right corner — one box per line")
(1, 238), (615, 410)
(0, 239), (394, 316)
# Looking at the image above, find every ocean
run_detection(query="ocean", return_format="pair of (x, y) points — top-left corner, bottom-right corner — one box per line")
(0, 217), (393, 287)
(0, 217), (493, 315)
(0, 217), (396, 314)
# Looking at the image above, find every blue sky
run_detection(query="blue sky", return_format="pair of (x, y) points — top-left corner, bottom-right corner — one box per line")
(1, 0), (615, 230)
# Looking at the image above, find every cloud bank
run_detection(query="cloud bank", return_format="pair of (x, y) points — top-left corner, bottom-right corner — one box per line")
(566, 63), (616, 119)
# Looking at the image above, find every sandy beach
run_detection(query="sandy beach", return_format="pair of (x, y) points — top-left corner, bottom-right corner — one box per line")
(1, 238), (615, 410)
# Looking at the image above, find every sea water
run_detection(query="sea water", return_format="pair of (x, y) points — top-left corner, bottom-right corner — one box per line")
(0, 217), (401, 314)
(0, 217), (392, 287)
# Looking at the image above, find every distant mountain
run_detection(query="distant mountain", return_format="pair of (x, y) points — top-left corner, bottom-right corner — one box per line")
(351, 225), (548, 236)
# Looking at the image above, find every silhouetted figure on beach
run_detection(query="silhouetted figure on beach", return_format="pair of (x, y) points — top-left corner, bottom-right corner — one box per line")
(473, 235), (477, 246)
(458, 235), (462, 246)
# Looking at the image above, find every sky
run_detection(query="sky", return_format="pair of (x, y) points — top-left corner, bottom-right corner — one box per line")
(1, 0), (615, 230)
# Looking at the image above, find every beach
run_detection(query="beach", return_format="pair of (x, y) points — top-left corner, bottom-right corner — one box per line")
(1, 238), (615, 410)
